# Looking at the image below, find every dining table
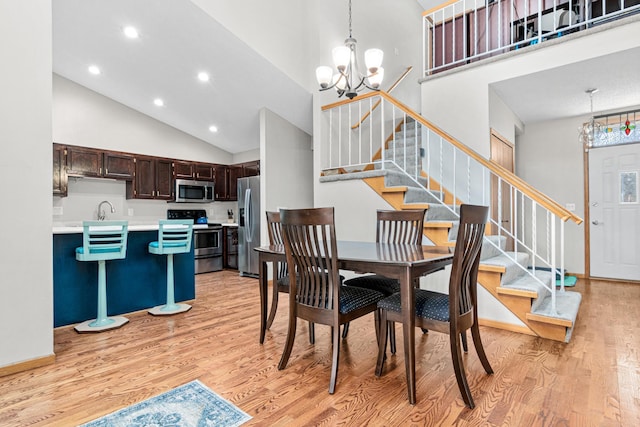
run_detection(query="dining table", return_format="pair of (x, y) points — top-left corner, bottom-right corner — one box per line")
(254, 240), (454, 404)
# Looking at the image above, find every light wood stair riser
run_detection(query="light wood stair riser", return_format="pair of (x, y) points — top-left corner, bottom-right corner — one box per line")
(423, 222), (453, 246)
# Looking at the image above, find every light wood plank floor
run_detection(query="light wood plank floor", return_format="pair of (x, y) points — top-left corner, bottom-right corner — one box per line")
(1, 271), (639, 426)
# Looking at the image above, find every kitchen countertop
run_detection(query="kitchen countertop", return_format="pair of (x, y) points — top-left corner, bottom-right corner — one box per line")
(52, 221), (209, 235)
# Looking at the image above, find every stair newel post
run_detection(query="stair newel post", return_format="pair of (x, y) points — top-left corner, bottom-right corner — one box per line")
(380, 98), (385, 170)
(559, 220), (565, 292)
(551, 218), (557, 314)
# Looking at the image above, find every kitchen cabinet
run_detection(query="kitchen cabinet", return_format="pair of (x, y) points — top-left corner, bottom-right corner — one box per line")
(103, 151), (135, 180)
(64, 145), (134, 180)
(213, 164), (229, 201)
(127, 156), (173, 200)
(53, 144), (68, 197)
(173, 160), (215, 181)
(194, 163), (214, 181)
(227, 165), (243, 201)
(241, 160), (260, 177)
(66, 146), (103, 178)
(173, 160), (195, 179)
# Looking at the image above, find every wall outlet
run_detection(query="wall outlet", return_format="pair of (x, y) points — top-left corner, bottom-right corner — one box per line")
(53, 206), (63, 216)
(128, 208), (134, 216)
(565, 203), (576, 211)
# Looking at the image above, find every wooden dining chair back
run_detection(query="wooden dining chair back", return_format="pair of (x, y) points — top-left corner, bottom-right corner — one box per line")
(375, 204), (493, 408)
(342, 209), (427, 348)
(278, 207), (385, 394)
(376, 209), (426, 245)
(266, 211), (319, 342)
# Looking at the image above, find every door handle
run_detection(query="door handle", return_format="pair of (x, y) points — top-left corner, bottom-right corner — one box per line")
(592, 220), (602, 225)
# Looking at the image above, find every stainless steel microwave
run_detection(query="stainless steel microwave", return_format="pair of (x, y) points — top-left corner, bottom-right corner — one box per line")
(174, 179), (214, 203)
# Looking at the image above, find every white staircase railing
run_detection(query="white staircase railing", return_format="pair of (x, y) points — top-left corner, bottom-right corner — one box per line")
(422, 0), (640, 75)
(319, 91), (583, 313)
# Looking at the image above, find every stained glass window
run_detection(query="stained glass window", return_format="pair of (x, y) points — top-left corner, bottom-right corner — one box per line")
(592, 109), (639, 148)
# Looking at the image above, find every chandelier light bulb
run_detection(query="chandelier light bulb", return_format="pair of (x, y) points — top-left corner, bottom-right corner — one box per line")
(365, 48), (383, 73)
(316, 66), (333, 88)
(368, 67), (384, 89)
(332, 46), (351, 72)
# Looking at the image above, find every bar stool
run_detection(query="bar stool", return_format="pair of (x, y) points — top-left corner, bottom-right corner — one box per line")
(148, 219), (193, 315)
(75, 220), (129, 333)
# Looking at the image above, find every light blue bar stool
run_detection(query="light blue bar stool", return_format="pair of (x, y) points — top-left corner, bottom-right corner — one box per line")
(75, 220), (129, 333)
(148, 219), (194, 315)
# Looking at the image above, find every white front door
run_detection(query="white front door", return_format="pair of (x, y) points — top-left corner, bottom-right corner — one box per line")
(589, 143), (640, 280)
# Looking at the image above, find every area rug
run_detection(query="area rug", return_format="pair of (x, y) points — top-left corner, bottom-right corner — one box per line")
(79, 380), (251, 427)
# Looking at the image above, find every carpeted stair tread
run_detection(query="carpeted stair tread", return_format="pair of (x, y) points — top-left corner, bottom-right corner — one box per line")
(480, 235), (507, 260)
(480, 252), (531, 285)
(426, 204), (459, 221)
(404, 187), (444, 204)
(530, 291), (582, 342)
(501, 269), (554, 311)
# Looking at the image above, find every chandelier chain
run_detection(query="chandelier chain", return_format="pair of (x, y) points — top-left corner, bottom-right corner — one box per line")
(348, 0), (352, 38)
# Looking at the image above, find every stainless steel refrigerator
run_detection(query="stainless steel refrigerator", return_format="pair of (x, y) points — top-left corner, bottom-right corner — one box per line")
(238, 175), (261, 277)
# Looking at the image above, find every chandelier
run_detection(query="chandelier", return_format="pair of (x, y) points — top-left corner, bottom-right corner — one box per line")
(315, 0), (384, 99)
(578, 88), (602, 151)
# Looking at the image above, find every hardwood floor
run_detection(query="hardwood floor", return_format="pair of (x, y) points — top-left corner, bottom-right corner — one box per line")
(1, 271), (638, 426)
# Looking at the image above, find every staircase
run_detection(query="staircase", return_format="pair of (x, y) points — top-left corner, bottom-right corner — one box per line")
(319, 92), (583, 343)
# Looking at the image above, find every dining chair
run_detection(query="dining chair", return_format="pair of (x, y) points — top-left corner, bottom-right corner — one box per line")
(278, 207), (386, 394)
(265, 211), (315, 343)
(375, 204), (493, 408)
(343, 209), (427, 353)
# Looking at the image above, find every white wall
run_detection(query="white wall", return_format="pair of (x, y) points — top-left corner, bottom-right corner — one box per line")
(517, 115), (590, 273)
(194, 0), (425, 111)
(0, 1), (53, 368)
(260, 108), (314, 245)
(54, 75), (232, 163)
(53, 75), (238, 223)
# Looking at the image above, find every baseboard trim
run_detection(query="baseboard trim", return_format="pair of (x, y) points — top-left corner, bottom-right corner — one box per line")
(0, 354), (56, 377)
(479, 318), (536, 336)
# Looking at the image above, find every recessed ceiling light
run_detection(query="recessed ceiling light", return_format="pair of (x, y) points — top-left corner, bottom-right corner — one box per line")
(123, 26), (139, 39)
(197, 72), (210, 82)
(208, 125), (218, 133)
(88, 65), (101, 75)
(154, 98), (164, 107)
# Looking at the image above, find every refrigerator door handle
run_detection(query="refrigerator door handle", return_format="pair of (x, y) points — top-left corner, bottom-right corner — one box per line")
(245, 188), (252, 242)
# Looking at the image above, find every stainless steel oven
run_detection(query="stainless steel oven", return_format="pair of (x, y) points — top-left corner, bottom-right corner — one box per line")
(167, 209), (223, 274)
(194, 225), (223, 274)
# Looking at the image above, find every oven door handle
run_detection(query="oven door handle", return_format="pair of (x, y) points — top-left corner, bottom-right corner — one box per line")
(244, 188), (253, 242)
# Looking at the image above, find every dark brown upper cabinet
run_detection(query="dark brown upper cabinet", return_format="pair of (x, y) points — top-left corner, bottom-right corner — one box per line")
(127, 156), (173, 200)
(53, 144), (68, 197)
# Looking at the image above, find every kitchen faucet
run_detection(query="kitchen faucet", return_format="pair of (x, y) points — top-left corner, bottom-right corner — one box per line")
(97, 200), (115, 221)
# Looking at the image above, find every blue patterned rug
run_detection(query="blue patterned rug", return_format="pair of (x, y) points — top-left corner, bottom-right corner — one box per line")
(80, 380), (251, 427)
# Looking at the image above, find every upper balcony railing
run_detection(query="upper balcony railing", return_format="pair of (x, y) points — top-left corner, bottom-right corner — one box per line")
(422, 0), (640, 75)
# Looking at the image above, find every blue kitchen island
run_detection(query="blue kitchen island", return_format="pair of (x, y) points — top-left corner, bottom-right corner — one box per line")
(53, 224), (196, 328)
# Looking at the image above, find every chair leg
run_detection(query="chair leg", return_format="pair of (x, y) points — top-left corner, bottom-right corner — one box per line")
(461, 330), (468, 353)
(278, 311), (297, 371)
(375, 309), (389, 377)
(388, 321), (397, 355)
(449, 330), (475, 408)
(309, 321), (315, 344)
(266, 283), (279, 329)
(329, 322), (341, 394)
(149, 254), (191, 315)
(471, 323), (493, 375)
(342, 322), (349, 338)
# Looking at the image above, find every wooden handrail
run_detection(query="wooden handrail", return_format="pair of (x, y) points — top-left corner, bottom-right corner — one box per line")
(422, 0), (460, 16)
(351, 66), (413, 130)
(321, 91), (584, 225)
